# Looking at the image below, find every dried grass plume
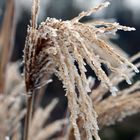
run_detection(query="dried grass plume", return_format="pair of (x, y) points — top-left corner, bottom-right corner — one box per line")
(23, 0), (139, 140)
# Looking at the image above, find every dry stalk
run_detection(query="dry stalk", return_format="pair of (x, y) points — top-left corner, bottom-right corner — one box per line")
(23, 92), (35, 140)
(0, 0), (15, 94)
(23, 0), (40, 140)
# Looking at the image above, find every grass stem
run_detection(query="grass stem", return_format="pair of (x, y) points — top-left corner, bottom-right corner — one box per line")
(24, 92), (35, 140)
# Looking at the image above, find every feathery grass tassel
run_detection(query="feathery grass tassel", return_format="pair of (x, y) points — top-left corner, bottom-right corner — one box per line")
(24, 0), (139, 140)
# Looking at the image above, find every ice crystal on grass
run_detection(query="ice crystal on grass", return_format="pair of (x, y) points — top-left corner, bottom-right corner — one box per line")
(24, 1), (139, 140)
(90, 52), (140, 128)
(67, 52), (140, 140)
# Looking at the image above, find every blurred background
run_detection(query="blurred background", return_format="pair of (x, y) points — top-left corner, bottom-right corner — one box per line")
(0, 0), (140, 140)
